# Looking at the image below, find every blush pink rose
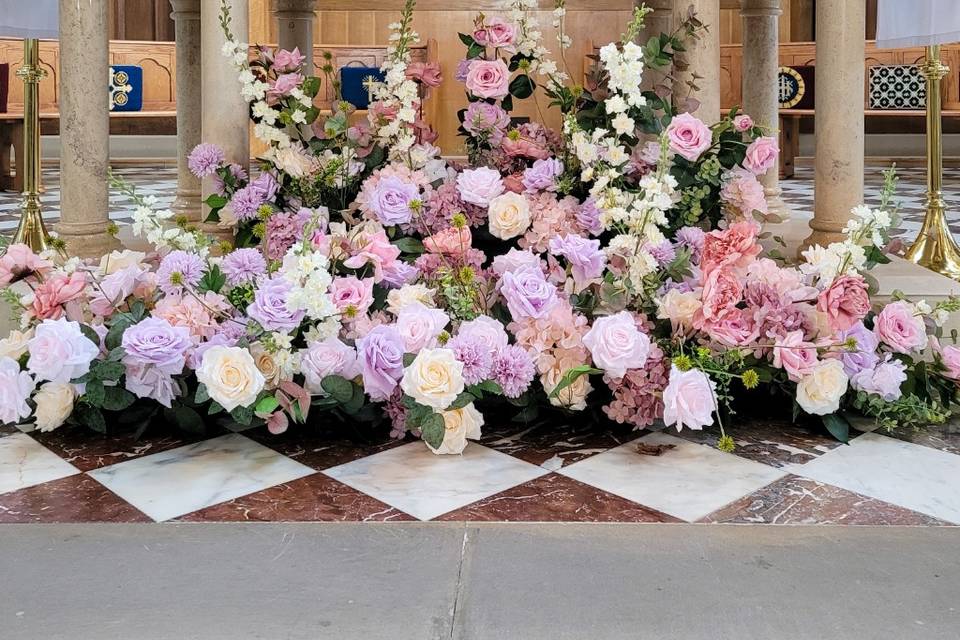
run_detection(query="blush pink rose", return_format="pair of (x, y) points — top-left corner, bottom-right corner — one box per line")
(700, 220), (762, 276)
(329, 276), (375, 316)
(464, 59), (510, 99)
(940, 344), (960, 380)
(662, 366), (717, 431)
(697, 267), (743, 325)
(582, 311), (651, 379)
(665, 112), (712, 162)
(266, 73), (303, 104)
(743, 136), (779, 175)
(406, 61), (442, 88)
(343, 230), (402, 282)
(424, 226), (472, 257)
(0, 243), (53, 286)
(874, 300), (928, 354)
(31, 271), (87, 320)
(773, 330), (819, 382)
(703, 308), (759, 348)
(474, 17), (516, 47)
(501, 135), (550, 160)
(817, 275), (870, 333)
(273, 47), (306, 73)
(456, 167), (505, 206)
(733, 114), (754, 132)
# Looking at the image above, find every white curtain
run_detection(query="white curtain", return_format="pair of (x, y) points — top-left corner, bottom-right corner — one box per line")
(0, 0), (59, 39)
(877, 0), (960, 48)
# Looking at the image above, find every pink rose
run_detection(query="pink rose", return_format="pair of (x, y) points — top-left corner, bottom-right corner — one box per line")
(31, 271), (87, 320)
(0, 243), (52, 286)
(501, 135), (550, 160)
(464, 59), (510, 99)
(874, 301), (928, 354)
(701, 220), (762, 276)
(396, 302), (450, 352)
(273, 47), (306, 73)
(476, 17), (516, 47)
(406, 61), (442, 88)
(301, 337), (361, 393)
(266, 73), (304, 104)
(665, 112), (712, 162)
(662, 366), (717, 431)
(343, 230), (402, 282)
(424, 226), (472, 257)
(773, 330), (819, 382)
(329, 276), (375, 316)
(456, 167), (505, 206)
(743, 136), (779, 175)
(697, 267), (743, 325)
(457, 315), (510, 350)
(703, 308), (759, 348)
(817, 275), (870, 333)
(368, 100), (399, 123)
(940, 344), (960, 381)
(733, 114), (754, 132)
(582, 311), (651, 379)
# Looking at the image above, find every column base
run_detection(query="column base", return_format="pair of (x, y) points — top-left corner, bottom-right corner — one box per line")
(764, 187), (790, 218)
(171, 189), (203, 225)
(57, 225), (121, 259)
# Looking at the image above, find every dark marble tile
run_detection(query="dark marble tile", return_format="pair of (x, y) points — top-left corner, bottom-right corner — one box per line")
(672, 417), (843, 468)
(0, 474), (150, 523)
(701, 475), (949, 526)
(28, 425), (224, 472)
(479, 420), (638, 469)
(244, 425), (406, 470)
(882, 420), (960, 456)
(176, 473), (414, 522)
(435, 473), (682, 523)
(0, 424), (19, 438)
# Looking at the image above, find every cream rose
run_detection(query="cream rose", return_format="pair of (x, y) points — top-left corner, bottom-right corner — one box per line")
(98, 250), (146, 275)
(542, 360), (592, 411)
(488, 192), (532, 240)
(196, 346), (266, 412)
(250, 343), (283, 389)
(33, 382), (76, 432)
(386, 284), (437, 315)
(796, 359), (849, 416)
(400, 348), (465, 411)
(0, 328), (33, 360)
(656, 289), (702, 331)
(428, 402), (484, 455)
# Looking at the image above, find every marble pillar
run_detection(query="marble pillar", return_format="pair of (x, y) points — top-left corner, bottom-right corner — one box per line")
(201, 0), (249, 237)
(170, 0), (203, 224)
(638, 0), (673, 92)
(272, 0), (317, 74)
(803, 0), (865, 248)
(740, 0), (787, 215)
(57, 0), (119, 258)
(673, 0), (720, 122)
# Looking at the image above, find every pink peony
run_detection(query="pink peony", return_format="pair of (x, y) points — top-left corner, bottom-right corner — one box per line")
(582, 311), (651, 379)
(665, 112), (713, 162)
(940, 344), (960, 381)
(773, 330), (819, 382)
(700, 220), (762, 276)
(703, 308), (759, 348)
(733, 114), (754, 132)
(424, 226), (472, 257)
(720, 168), (768, 217)
(464, 59), (510, 99)
(343, 229), (402, 283)
(743, 136), (779, 175)
(30, 271), (87, 320)
(501, 135), (550, 160)
(697, 267), (743, 324)
(662, 366), (717, 431)
(874, 301), (928, 354)
(817, 275), (871, 333)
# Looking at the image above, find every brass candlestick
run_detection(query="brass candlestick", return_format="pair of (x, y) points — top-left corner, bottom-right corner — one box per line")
(904, 44), (960, 280)
(11, 38), (54, 253)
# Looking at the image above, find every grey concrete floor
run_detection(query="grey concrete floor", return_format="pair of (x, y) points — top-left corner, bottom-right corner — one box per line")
(0, 523), (957, 639)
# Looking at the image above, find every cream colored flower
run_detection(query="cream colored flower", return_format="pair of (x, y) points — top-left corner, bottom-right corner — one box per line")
(428, 402), (484, 455)
(0, 328), (33, 360)
(386, 284), (437, 315)
(273, 145), (317, 179)
(250, 343), (283, 389)
(541, 360), (592, 411)
(33, 382), (75, 432)
(488, 191), (532, 240)
(196, 346), (266, 411)
(98, 250), (146, 275)
(656, 289), (702, 331)
(796, 359), (849, 416)
(400, 348), (465, 411)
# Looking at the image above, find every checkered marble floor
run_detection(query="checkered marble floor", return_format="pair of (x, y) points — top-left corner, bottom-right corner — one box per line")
(3, 164), (959, 239)
(1, 417), (959, 524)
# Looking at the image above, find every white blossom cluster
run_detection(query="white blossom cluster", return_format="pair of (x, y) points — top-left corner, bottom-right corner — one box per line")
(508, 0), (569, 84)
(801, 203), (894, 282)
(130, 195), (209, 256)
(281, 242), (338, 326)
(369, 17), (422, 160)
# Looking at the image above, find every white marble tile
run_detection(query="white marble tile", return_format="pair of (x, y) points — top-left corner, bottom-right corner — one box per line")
(88, 433), (315, 522)
(0, 433), (79, 495)
(323, 442), (548, 521)
(791, 432), (960, 524)
(559, 432), (787, 522)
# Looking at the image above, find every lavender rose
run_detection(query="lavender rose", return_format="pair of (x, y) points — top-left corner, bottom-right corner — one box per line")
(522, 158), (563, 193)
(456, 167), (504, 207)
(247, 277), (305, 333)
(121, 317), (193, 375)
(549, 234), (607, 290)
(499, 265), (558, 320)
(369, 175), (418, 226)
(356, 325), (406, 401)
(301, 337), (360, 394)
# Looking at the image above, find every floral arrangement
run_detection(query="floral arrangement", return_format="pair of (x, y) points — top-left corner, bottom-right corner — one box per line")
(2, 3), (959, 456)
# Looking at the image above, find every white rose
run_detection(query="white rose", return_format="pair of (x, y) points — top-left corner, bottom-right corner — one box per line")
(656, 289), (702, 331)
(542, 360), (592, 411)
(386, 284), (437, 315)
(428, 402), (484, 455)
(98, 250), (146, 275)
(796, 359), (849, 416)
(400, 348), (465, 411)
(33, 382), (76, 432)
(274, 145), (315, 179)
(196, 346), (266, 412)
(0, 328), (33, 360)
(488, 192), (532, 240)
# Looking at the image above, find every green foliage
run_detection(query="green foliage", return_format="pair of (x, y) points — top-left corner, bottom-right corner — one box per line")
(198, 264), (227, 294)
(549, 365), (602, 400)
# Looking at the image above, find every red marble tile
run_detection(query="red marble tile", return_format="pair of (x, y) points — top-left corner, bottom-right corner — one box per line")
(0, 475), (150, 523)
(435, 473), (682, 522)
(244, 425), (406, 470)
(175, 473), (415, 522)
(672, 417), (843, 468)
(701, 475), (949, 525)
(479, 420), (638, 469)
(27, 424), (223, 472)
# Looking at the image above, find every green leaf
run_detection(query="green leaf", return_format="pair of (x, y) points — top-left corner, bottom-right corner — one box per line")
(466, 43), (485, 59)
(508, 74), (534, 100)
(822, 413), (851, 444)
(195, 383), (210, 404)
(420, 412), (446, 449)
(255, 395), (280, 414)
(208, 401), (224, 416)
(198, 264), (227, 295)
(458, 32), (476, 47)
(83, 381), (106, 407)
(75, 403), (107, 434)
(393, 237), (425, 254)
(403, 353), (416, 367)
(548, 365), (602, 400)
(469, 380), (503, 396)
(79, 324), (102, 348)
(165, 406), (206, 434)
(404, 400), (434, 429)
(101, 386), (136, 412)
(204, 194), (228, 210)
(107, 346), (126, 362)
(301, 76), (321, 98)
(105, 316), (136, 351)
(321, 375), (355, 404)
(230, 405), (254, 426)
(448, 392), (476, 411)
(95, 361), (125, 382)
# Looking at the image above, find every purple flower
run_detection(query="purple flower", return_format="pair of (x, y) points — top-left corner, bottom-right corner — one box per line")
(157, 250), (205, 295)
(448, 334), (494, 385)
(247, 277), (305, 333)
(522, 158), (563, 193)
(493, 345), (535, 398)
(250, 172), (280, 202)
(381, 261), (420, 289)
(647, 240), (676, 267)
(188, 333), (238, 370)
(356, 324), (405, 402)
(212, 163), (248, 197)
(369, 175), (418, 226)
(835, 321), (880, 377)
(851, 354), (907, 401)
(455, 59), (473, 83)
(125, 363), (178, 408)
(188, 143), (225, 179)
(462, 101), (510, 142)
(221, 248), (267, 287)
(229, 185), (267, 221)
(548, 234), (606, 289)
(121, 317), (192, 375)
(674, 226), (706, 263)
(575, 198), (603, 236)
(499, 265), (558, 320)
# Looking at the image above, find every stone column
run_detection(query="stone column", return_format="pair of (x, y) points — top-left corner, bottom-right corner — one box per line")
(638, 0), (673, 92)
(673, 0), (720, 122)
(803, 0), (865, 248)
(201, 0), (249, 236)
(57, 0), (119, 258)
(740, 0), (787, 215)
(272, 0), (317, 74)
(170, 0), (202, 224)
